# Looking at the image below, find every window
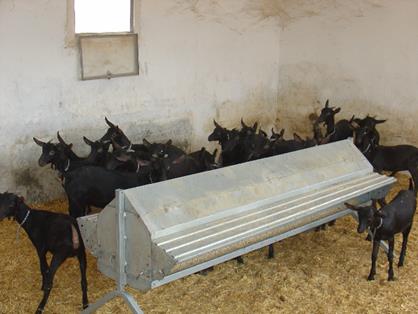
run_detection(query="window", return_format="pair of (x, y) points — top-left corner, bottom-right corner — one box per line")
(74, 0), (132, 34)
(74, 0), (139, 80)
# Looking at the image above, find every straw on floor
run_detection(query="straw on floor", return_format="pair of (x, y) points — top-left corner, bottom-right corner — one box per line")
(0, 174), (417, 314)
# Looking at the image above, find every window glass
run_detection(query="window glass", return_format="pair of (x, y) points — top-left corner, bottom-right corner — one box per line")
(75, 0), (131, 34)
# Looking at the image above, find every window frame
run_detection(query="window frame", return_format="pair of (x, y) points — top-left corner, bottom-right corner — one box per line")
(78, 33), (139, 80)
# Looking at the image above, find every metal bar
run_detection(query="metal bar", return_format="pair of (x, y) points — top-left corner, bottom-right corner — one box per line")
(171, 180), (392, 261)
(81, 291), (118, 314)
(151, 209), (352, 289)
(157, 174), (385, 246)
(117, 190), (127, 289)
(83, 190), (143, 314)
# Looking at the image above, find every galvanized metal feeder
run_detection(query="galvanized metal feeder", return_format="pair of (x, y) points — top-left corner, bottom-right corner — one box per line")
(78, 140), (396, 313)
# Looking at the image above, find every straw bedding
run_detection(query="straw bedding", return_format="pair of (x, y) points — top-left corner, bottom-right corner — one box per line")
(0, 174), (417, 313)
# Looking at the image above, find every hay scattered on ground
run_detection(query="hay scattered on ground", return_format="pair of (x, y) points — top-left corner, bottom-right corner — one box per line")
(0, 174), (417, 313)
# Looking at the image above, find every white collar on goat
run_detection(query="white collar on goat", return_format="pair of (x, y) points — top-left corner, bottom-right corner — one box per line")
(16, 209), (30, 241)
(362, 143), (371, 154)
(64, 159), (71, 172)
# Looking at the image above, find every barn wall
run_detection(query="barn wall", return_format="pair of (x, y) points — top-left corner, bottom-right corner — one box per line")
(276, 0), (418, 145)
(0, 0), (281, 200)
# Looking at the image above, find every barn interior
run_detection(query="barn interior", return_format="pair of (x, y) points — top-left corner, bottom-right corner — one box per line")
(0, 1), (418, 313)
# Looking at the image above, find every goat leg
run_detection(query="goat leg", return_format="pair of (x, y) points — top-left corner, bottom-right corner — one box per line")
(36, 250), (48, 291)
(268, 244), (274, 259)
(398, 226), (412, 268)
(77, 249), (89, 309)
(37, 253), (67, 313)
(235, 256), (244, 264)
(368, 240), (380, 281)
(387, 238), (395, 281)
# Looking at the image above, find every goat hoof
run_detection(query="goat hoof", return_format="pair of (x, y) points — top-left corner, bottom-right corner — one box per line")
(397, 262), (404, 268)
(268, 254), (274, 259)
(199, 266), (214, 275)
(36, 308), (44, 314)
(83, 303), (89, 309)
(236, 257), (244, 264)
(388, 276), (395, 281)
(367, 275), (375, 281)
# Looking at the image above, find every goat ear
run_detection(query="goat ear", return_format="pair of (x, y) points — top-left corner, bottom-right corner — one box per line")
(375, 119), (386, 124)
(271, 128), (277, 135)
(83, 136), (94, 146)
(351, 119), (361, 129)
(57, 131), (67, 146)
(213, 119), (221, 128)
(143, 138), (151, 147)
(241, 118), (248, 129)
(333, 107), (341, 114)
(279, 129), (285, 137)
(212, 148), (218, 157)
(166, 139), (172, 146)
(105, 117), (117, 128)
(344, 202), (358, 211)
(293, 133), (303, 142)
(33, 137), (45, 146)
(260, 129), (268, 137)
(252, 122), (258, 130)
(325, 99), (329, 108)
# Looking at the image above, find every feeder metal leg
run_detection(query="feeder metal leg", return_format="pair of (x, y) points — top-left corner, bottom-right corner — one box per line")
(81, 190), (143, 314)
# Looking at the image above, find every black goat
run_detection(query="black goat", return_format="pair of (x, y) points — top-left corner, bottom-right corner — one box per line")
(142, 138), (185, 162)
(270, 128), (285, 142)
(33, 134), (110, 175)
(271, 132), (316, 155)
(188, 147), (220, 171)
(100, 117), (150, 155)
(316, 100), (353, 143)
(0, 192), (88, 313)
(352, 116), (385, 146)
(345, 179), (417, 281)
(355, 130), (418, 187)
(63, 166), (152, 218)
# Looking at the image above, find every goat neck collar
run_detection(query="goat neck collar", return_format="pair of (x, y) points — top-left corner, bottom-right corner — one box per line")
(122, 143), (132, 150)
(15, 207), (30, 241)
(370, 216), (383, 240)
(64, 159), (71, 172)
(362, 143), (372, 154)
(375, 217), (383, 230)
(19, 210), (30, 227)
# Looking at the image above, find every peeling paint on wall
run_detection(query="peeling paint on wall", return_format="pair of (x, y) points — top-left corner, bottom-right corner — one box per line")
(173, 0), (384, 29)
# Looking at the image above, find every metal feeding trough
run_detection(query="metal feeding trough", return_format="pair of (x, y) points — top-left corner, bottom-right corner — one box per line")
(78, 139), (396, 313)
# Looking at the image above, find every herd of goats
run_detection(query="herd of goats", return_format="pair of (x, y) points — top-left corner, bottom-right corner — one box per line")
(0, 100), (417, 313)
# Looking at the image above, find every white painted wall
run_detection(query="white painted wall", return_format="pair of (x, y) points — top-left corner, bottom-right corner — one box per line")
(1, 0), (418, 201)
(277, 0), (418, 145)
(0, 0), (280, 200)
